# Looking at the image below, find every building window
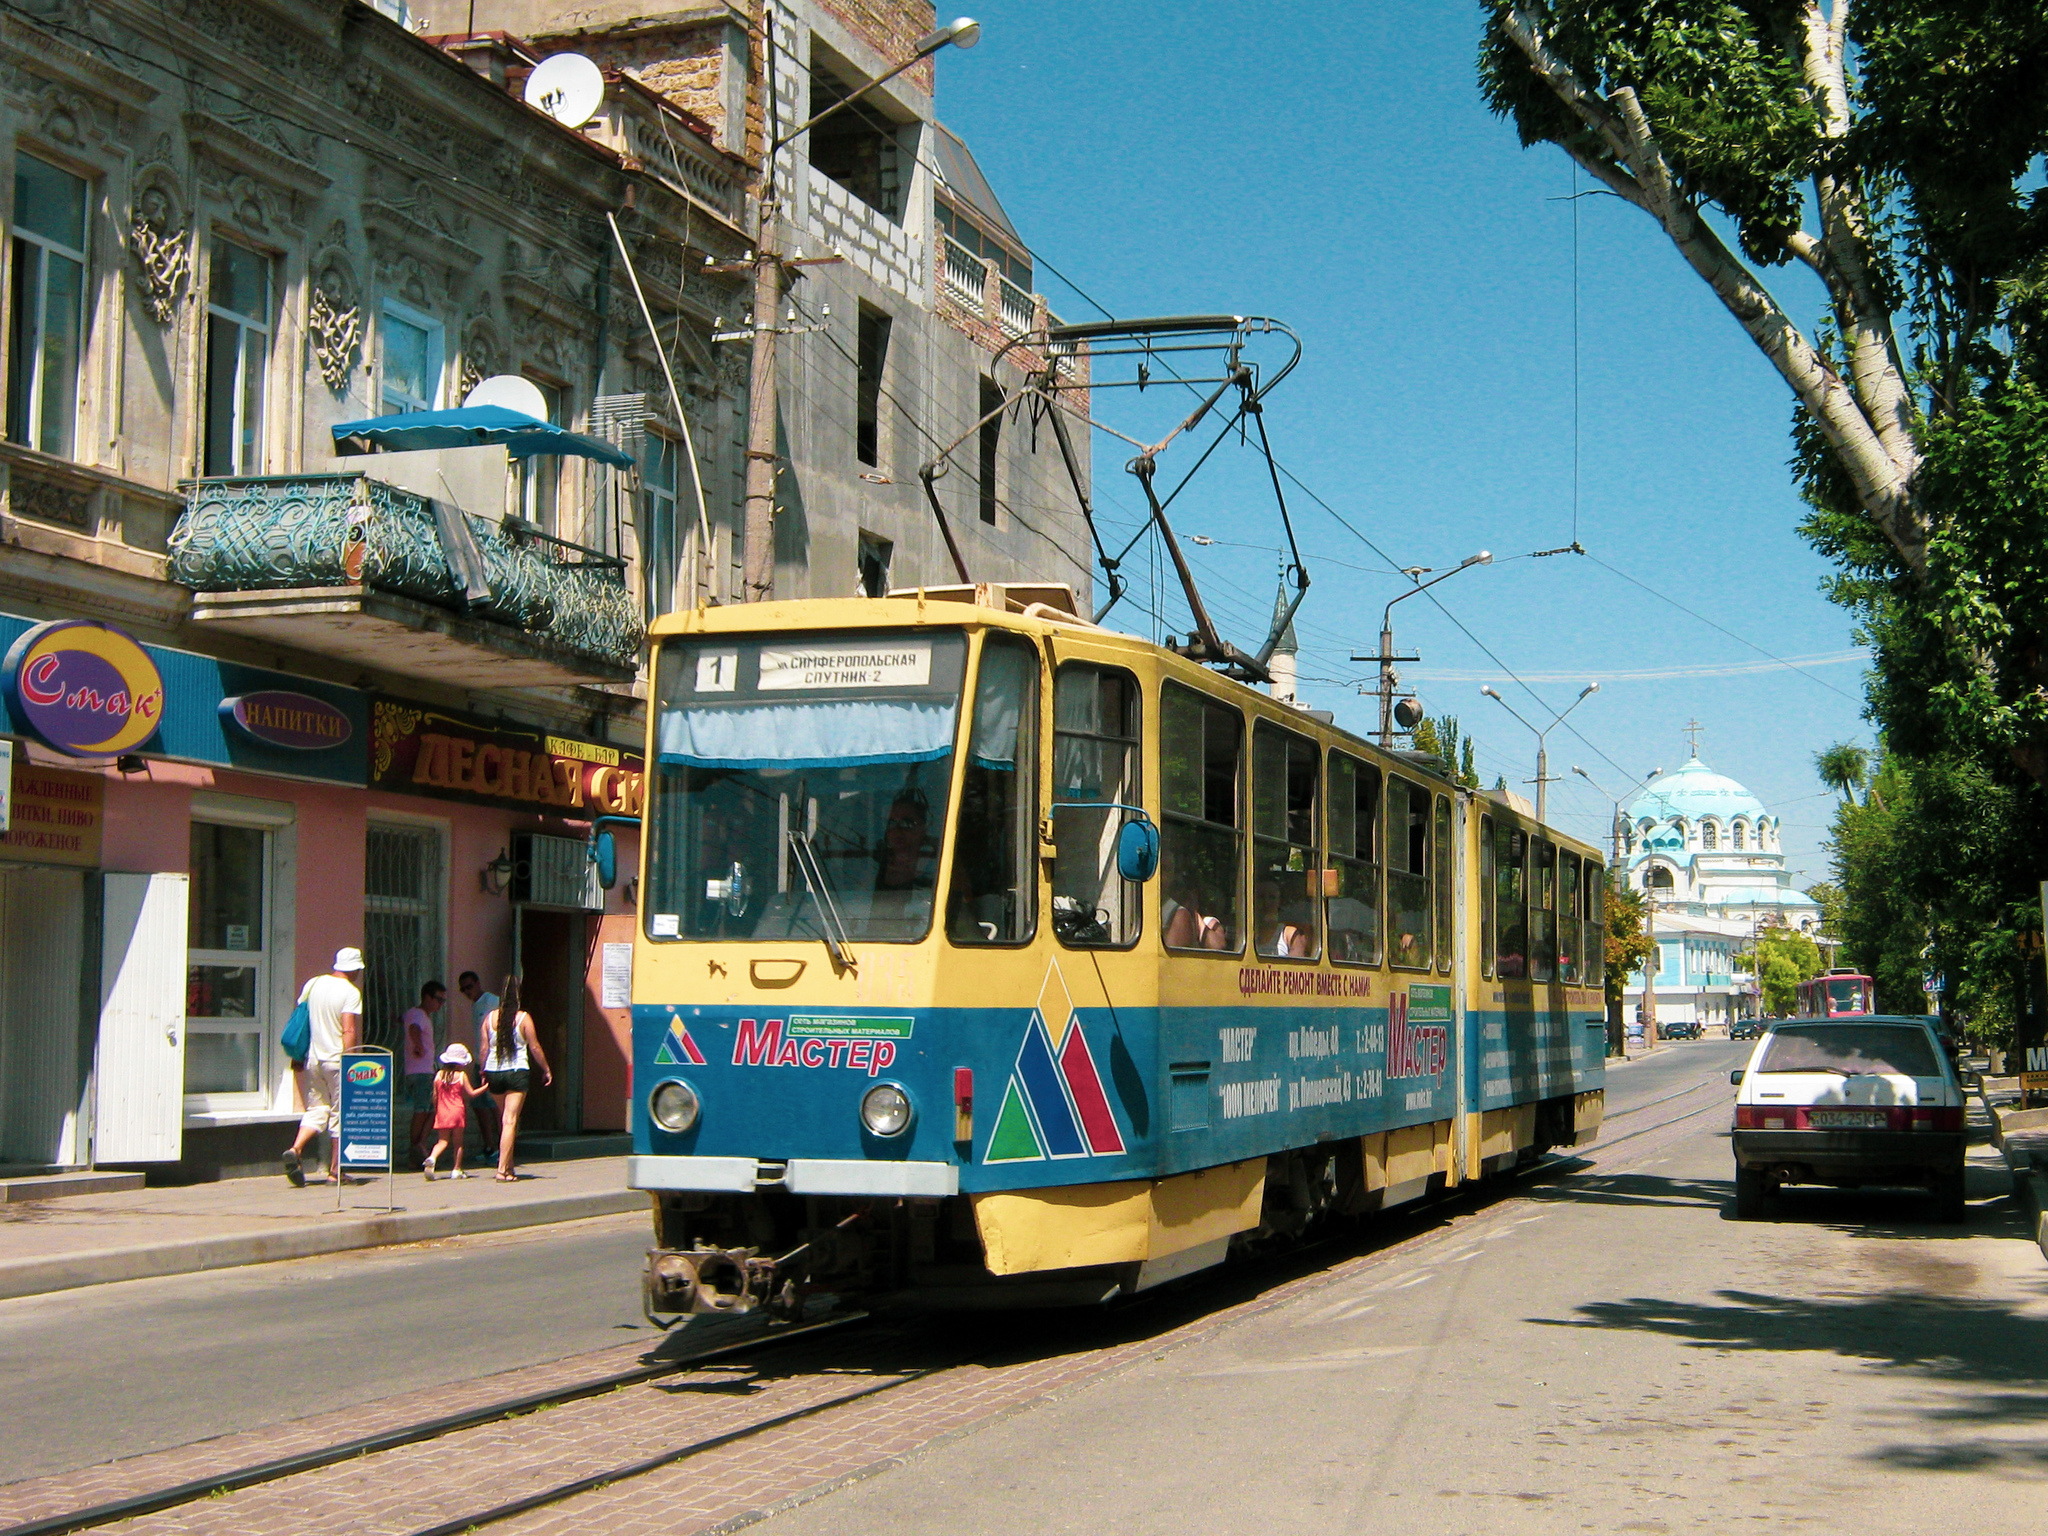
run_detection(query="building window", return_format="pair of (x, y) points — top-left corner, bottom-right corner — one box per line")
(642, 430), (679, 619)
(204, 239), (271, 476)
(185, 822), (270, 1097)
(857, 529), (892, 597)
(810, 60), (905, 219)
(517, 378), (562, 533)
(936, 199), (1031, 288)
(1701, 820), (1719, 850)
(856, 305), (890, 466)
(977, 376), (1001, 526)
(1732, 821), (1746, 850)
(8, 154), (88, 457)
(378, 301), (441, 415)
(363, 822), (445, 1057)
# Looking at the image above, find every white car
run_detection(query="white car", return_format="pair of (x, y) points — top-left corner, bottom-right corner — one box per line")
(1729, 1015), (1967, 1221)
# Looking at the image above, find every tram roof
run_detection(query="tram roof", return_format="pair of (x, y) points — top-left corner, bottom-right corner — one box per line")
(649, 594), (1602, 857)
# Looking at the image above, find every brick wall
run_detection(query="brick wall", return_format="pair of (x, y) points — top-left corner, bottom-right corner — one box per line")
(811, 0), (938, 92)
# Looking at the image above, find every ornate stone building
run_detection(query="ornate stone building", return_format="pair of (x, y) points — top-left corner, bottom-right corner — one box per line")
(0, 0), (1085, 1179)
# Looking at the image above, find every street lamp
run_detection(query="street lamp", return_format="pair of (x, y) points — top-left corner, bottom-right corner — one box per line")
(1353, 552), (1492, 747)
(1573, 764), (1662, 877)
(736, 19), (983, 599)
(1479, 680), (1598, 823)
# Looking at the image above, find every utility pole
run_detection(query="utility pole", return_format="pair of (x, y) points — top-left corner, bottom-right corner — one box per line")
(1355, 552), (1490, 747)
(1481, 681), (1598, 825)
(1573, 764), (1661, 1060)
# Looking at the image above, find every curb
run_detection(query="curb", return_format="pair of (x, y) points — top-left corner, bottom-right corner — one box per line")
(2026, 1171), (2048, 1265)
(0, 1190), (645, 1302)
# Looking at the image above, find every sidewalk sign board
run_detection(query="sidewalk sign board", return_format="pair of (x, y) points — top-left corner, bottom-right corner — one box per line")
(338, 1045), (394, 1211)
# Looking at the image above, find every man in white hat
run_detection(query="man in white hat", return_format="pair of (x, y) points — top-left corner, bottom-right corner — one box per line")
(283, 947), (365, 1186)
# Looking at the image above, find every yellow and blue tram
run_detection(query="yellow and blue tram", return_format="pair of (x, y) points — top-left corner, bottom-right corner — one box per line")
(626, 588), (1609, 1315)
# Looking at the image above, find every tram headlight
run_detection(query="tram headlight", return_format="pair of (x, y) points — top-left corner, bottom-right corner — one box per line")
(860, 1082), (912, 1137)
(649, 1079), (700, 1134)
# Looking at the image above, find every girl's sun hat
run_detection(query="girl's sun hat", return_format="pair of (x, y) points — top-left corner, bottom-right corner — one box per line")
(440, 1043), (473, 1066)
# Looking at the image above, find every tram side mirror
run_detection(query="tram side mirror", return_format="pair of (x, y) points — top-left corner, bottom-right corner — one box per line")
(1117, 819), (1160, 883)
(592, 830), (618, 890)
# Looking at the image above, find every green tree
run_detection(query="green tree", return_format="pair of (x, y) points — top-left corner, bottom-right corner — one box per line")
(1604, 884), (1656, 1013)
(1814, 743), (1870, 805)
(1479, 4), (2048, 786)
(1740, 926), (1823, 1016)
(1411, 713), (1482, 787)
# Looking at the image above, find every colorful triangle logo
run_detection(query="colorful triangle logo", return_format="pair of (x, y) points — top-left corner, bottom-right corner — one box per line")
(981, 1010), (1125, 1165)
(653, 1017), (706, 1067)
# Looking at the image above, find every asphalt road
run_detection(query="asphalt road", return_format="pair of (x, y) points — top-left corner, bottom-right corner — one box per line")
(0, 1211), (659, 1483)
(763, 1038), (2045, 1535)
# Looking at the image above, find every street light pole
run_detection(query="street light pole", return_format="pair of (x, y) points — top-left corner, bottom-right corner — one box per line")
(1351, 552), (1491, 747)
(737, 17), (981, 601)
(1479, 681), (1599, 823)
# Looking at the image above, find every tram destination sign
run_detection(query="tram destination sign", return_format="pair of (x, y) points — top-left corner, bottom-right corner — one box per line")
(758, 641), (931, 690)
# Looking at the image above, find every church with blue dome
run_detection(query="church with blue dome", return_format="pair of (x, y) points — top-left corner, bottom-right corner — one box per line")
(1620, 751), (1822, 1028)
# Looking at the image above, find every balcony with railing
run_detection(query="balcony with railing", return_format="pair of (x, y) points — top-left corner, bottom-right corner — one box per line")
(169, 473), (644, 687)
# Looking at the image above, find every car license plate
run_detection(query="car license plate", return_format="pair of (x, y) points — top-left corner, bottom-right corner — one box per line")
(1808, 1109), (1888, 1130)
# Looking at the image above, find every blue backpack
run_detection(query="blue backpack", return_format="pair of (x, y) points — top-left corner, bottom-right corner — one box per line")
(280, 984), (313, 1065)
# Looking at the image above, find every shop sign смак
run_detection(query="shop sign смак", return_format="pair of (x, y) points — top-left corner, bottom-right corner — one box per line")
(3, 620), (165, 756)
(370, 699), (643, 816)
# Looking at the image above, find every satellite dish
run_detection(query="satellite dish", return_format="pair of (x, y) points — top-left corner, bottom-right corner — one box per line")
(463, 374), (550, 421)
(522, 53), (605, 129)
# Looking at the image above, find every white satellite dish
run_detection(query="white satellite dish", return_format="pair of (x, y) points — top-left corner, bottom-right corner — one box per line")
(522, 53), (605, 129)
(463, 374), (551, 421)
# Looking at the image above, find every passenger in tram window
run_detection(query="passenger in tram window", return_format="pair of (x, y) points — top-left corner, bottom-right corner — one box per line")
(1163, 869), (1229, 950)
(1254, 879), (1312, 958)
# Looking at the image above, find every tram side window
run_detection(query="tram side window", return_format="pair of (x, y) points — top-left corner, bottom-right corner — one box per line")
(1480, 815), (1496, 978)
(1432, 794), (1452, 974)
(1494, 822), (1527, 979)
(1161, 683), (1242, 952)
(1252, 723), (1319, 959)
(1530, 838), (1557, 981)
(1326, 752), (1381, 966)
(1559, 853), (1582, 983)
(949, 635), (1041, 944)
(1584, 863), (1606, 986)
(1386, 774), (1431, 969)
(1051, 663), (1141, 947)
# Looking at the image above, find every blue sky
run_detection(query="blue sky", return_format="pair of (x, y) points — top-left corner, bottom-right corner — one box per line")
(932, 0), (1869, 882)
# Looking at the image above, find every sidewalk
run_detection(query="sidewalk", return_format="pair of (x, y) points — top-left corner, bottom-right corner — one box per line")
(0, 1156), (642, 1302)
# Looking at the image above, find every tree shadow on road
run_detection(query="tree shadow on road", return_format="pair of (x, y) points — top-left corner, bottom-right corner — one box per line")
(1534, 1277), (2048, 1471)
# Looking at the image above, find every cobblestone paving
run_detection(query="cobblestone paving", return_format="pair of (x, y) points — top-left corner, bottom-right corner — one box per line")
(3, 1086), (1705, 1536)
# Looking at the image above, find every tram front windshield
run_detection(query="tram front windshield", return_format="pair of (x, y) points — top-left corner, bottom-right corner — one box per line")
(1827, 976), (1869, 1014)
(645, 632), (968, 943)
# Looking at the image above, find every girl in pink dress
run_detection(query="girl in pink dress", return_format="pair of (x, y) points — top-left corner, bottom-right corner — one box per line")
(423, 1044), (489, 1180)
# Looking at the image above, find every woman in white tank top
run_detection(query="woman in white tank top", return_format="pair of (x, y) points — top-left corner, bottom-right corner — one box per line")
(480, 974), (552, 1181)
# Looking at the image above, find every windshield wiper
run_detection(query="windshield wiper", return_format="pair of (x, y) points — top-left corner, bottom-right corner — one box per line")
(786, 828), (856, 973)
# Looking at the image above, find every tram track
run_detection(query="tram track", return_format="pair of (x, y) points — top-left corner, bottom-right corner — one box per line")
(2, 1070), (1737, 1536)
(0, 1311), (870, 1536)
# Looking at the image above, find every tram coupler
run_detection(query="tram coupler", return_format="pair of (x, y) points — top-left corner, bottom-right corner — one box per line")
(642, 1245), (782, 1322)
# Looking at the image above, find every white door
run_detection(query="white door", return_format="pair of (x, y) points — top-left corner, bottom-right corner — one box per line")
(95, 872), (189, 1163)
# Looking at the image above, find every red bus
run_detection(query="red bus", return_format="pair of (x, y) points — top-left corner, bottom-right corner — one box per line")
(1797, 969), (1874, 1017)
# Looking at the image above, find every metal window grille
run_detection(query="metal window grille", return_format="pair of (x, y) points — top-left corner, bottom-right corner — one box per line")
(363, 823), (444, 1052)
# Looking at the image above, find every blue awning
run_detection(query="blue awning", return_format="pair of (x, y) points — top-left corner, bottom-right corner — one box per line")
(331, 406), (635, 469)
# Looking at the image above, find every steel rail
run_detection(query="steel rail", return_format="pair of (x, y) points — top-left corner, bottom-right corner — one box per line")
(0, 1312), (867, 1536)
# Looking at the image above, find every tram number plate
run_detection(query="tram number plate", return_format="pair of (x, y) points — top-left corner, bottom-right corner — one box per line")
(1807, 1109), (1888, 1130)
